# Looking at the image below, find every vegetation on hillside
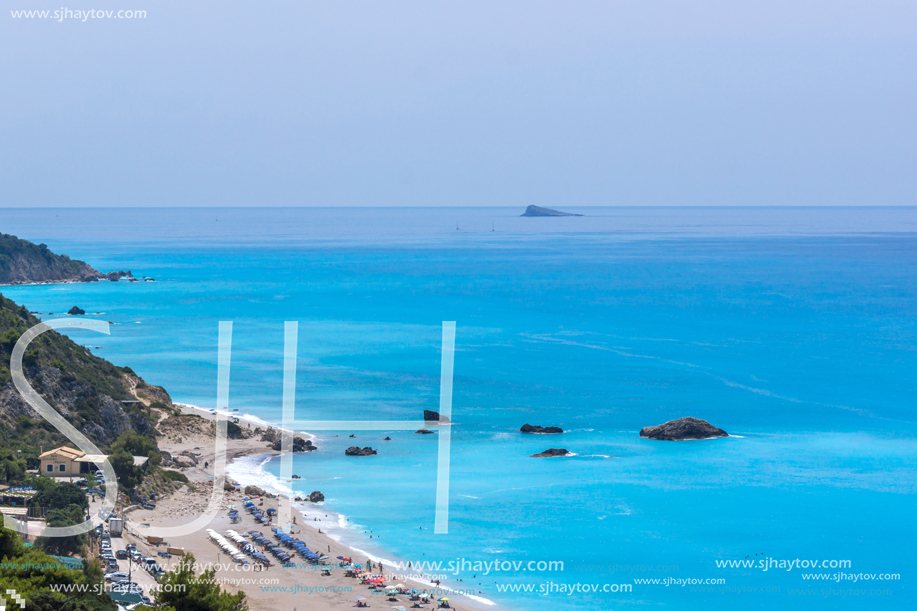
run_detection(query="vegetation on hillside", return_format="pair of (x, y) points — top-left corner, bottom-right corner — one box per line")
(0, 293), (160, 479)
(0, 525), (115, 611)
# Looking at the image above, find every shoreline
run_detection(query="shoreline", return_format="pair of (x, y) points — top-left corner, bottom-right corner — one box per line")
(139, 403), (501, 611)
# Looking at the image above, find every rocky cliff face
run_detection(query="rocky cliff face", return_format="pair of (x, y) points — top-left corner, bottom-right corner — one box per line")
(0, 232), (133, 285)
(0, 293), (161, 451)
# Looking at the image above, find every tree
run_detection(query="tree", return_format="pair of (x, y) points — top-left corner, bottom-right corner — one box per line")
(110, 449), (141, 489)
(154, 553), (247, 611)
(110, 430), (156, 459)
(35, 505), (87, 557)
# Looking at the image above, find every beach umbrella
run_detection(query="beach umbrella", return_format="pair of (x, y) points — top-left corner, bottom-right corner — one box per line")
(438, 598), (449, 601)
(354, 597), (366, 601)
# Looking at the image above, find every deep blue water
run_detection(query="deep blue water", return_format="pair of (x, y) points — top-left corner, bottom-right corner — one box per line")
(2, 207), (916, 610)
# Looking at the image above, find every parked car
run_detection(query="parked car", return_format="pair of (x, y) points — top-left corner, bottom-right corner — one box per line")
(105, 572), (129, 582)
(115, 549), (128, 559)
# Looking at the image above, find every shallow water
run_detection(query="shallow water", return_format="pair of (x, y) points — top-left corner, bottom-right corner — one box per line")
(3, 206), (916, 610)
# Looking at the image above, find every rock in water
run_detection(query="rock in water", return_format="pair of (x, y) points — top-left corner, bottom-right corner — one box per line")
(531, 448), (571, 458)
(639, 417), (728, 441)
(309, 491), (325, 502)
(423, 409), (451, 424)
(520, 205), (583, 217)
(520, 423), (563, 434)
(415, 429), (434, 434)
(345, 446), (378, 456)
(68, 306), (86, 315)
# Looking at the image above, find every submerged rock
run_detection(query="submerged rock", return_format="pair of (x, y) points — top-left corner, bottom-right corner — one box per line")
(415, 429), (434, 435)
(520, 423), (563, 434)
(531, 448), (571, 458)
(639, 417), (728, 441)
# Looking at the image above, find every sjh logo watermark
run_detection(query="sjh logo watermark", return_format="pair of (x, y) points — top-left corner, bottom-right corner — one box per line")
(6, 318), (456, 539)
(0, 589), (26, 611)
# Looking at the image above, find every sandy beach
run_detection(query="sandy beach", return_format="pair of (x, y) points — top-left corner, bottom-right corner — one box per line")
(121, 404), (499, 611)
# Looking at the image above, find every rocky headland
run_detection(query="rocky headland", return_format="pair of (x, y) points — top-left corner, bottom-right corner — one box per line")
(1, 232), (136, 285)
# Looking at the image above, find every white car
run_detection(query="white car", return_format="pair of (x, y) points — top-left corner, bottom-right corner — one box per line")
(105, 571), (129, 582)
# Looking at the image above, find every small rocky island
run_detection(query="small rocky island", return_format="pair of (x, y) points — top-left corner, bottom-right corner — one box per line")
(520, 205), (583, 217)
(68, 306), (86, 315)
(520, 423), (563, 434)
(640, 417), (728, 441)
(415, 429), (434, 434)
(345, 446), (378, 456)
(531, 448), (571, 458)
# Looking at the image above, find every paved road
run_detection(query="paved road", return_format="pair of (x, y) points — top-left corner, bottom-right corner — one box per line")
(106, 525), (160, 599)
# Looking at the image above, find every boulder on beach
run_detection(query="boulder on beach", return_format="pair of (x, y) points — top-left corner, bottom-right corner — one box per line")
(520, 423), (563, 434)
(345, 446), (377, 456)
(639, 417), (728, 441)
(530, 448), (571, 458)
(68, 306), (86, 315)
(309, 491), (325, 502)
(174, 455), (196, 468)
(244, 485), (267, 496)
(415, 429), (434, 434)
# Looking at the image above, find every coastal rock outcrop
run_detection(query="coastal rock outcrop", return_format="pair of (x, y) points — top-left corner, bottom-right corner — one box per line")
(531, 448), (570, 457)
(520, 205), (583, 217)
(639, 417), (728, 441)
(244, 485), (267, 496)
(345, 446), (377, 456)
(415, 429), (434, 434)
(270, 436), (316, 452)
(309, 491), (324, 502)
(68, 306), (86, 315)
(520, 423), (563, 434)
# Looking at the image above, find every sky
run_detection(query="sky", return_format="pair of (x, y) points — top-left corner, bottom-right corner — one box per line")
(1, 0), (915, 208)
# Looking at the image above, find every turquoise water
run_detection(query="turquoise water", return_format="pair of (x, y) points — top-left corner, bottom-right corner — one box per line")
(2, 207), (916, 610)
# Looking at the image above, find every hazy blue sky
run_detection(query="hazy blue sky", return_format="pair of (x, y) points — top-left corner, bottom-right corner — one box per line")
(1, 1), (915, 207)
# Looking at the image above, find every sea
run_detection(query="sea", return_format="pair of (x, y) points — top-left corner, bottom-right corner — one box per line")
(2, 206), (915, 610)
